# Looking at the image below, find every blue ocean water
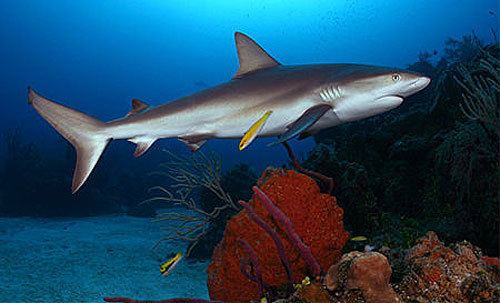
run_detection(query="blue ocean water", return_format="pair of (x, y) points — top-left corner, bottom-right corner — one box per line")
(0, 1), (498, 302)
(0, 0), (497, 169)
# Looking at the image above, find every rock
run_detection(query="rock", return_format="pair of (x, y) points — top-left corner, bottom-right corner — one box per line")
(325, 261), (341, 292)
(207, 169), (349, 303)
(347, 252), (399, 303)
(325, 251), (400, 303)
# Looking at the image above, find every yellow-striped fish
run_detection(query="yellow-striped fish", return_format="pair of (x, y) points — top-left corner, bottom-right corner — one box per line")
(160, 252), (183, 277)
(350, 236), (368, 242)
(239, 111), (273, 151)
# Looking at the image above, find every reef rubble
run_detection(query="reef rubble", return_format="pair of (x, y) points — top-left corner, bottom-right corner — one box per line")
(290, 232), (499, 303)
(395, 231), (499, 303)
(270, 232), (499, 303)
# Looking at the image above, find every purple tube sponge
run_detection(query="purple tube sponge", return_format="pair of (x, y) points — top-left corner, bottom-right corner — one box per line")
(237, 238), (266, 296)
(252, 186), (322, 277)
(239, 200), (293, 289)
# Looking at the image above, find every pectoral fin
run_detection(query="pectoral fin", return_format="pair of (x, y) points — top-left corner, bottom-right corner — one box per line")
(268, 104), (331, 146)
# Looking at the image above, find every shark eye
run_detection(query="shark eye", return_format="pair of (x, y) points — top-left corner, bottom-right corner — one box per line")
(392, 73), (401, 82)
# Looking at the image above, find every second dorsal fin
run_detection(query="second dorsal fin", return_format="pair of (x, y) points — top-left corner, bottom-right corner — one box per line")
(233, 32), (280, 79)
(127, 99), (150, 116)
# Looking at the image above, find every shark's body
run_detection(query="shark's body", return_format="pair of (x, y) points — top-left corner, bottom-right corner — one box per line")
(108, 65), (357, 140)
(29, 32), (430, 193)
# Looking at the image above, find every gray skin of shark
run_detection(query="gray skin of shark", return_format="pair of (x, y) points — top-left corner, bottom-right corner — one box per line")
(28, 32), (430, 193)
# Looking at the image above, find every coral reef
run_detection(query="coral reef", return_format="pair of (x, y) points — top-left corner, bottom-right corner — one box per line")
(207, 169), (349, 303)
(275, 232), (498, 303)
(455, 49), (499, 132)
(444, 33), (483, 64)
(396, 231), (499, 303)
(311, 37), (499, 256)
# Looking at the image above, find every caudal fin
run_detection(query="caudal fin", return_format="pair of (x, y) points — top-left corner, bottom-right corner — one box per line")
(28, 87), (110, 193)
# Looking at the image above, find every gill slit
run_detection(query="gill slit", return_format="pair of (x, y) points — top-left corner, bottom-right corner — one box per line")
(320, 85), (342, 105)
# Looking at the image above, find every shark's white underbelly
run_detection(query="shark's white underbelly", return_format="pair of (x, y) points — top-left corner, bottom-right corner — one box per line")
(107, 97), (323, 141)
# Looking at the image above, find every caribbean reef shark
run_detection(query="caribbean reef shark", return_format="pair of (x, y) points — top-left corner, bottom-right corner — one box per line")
(28, 32), (430, 193)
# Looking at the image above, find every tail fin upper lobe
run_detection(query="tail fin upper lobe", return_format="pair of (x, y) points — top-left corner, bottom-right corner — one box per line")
(28, 88), (110, 193)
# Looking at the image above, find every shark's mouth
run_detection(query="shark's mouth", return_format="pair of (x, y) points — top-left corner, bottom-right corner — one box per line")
(374, 95), (405, 111)
(376, 95), (404, 103)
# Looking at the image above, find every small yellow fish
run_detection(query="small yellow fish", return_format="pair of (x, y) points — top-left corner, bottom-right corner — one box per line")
(160, 252), (183, 277)
(293, 276), (312, 290)
(239, 111), (272, 151)
(302, 276), (311, 286)
(350, 236), (368, 242)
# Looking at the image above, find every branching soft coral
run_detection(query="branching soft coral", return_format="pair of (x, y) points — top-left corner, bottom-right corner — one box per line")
(143, 151), (240, 256)
(455, 50), (500, 132)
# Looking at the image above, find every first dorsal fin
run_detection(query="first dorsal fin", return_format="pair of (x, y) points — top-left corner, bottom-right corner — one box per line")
(127, 99), (149, 116)
(233, 32), (280, 79)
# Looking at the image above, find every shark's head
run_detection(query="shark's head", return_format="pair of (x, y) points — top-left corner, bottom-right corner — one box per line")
(324, 65), (431, 122)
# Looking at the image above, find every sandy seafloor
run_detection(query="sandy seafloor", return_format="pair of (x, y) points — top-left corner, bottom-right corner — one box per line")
(0, 214), (210, 303)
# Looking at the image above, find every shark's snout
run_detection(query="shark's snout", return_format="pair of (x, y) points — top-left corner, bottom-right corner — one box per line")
(412, 76), (431, 90)
(402, 76), (431, 97)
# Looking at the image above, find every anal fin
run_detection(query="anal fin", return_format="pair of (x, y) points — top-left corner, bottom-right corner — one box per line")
(268, 104), (332, 146)
(128, 136), (156, 157)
